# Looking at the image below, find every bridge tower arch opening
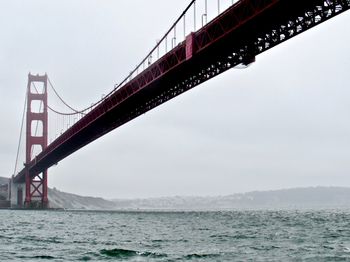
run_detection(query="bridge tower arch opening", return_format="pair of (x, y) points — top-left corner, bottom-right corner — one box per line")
(24, 73), (49, 208)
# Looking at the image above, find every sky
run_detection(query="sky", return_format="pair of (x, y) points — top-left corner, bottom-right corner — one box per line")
(0, 0), (349, 199)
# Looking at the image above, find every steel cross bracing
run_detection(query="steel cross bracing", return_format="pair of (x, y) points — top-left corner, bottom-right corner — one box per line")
(14, 0), (350, 183)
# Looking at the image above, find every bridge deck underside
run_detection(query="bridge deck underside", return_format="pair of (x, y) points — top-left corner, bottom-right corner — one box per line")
(14, 0), (350, 183)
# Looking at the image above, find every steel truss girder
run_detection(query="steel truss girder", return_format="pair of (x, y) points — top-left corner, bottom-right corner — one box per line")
(254, 0), (350, 54)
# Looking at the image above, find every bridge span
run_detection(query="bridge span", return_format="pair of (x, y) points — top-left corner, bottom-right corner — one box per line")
(9, 0), (350, 208)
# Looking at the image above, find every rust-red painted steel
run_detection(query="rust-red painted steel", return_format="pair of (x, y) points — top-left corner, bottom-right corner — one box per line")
(14, 0), (350, 182)
(24, 74), (49, 207)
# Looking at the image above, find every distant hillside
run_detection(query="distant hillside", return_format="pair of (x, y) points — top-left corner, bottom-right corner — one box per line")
(2, 176), (350, 210)
(0, 177), (9, 185)
(49, 188), (116, 210)
(0, 177), (9, 201)
(111, 187), (350, 210)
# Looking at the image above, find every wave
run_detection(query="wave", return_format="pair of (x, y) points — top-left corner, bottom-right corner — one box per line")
(33, 255), (55, 259)
(16, 255), (55, 260)
(100, 248), (167, 259)
(184, 253), (220, 259)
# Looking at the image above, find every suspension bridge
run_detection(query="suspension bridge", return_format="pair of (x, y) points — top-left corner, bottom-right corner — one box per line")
(2, 0), (349, 208)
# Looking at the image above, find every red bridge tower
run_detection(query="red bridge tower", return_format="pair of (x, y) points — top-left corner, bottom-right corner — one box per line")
(25, 73), (49, 208)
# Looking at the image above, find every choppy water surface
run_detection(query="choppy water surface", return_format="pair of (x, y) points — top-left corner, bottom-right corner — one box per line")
(1, 209), (350, 261)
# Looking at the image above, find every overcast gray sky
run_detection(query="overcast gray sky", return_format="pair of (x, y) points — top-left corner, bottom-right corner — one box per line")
(0, 0), (349, 199)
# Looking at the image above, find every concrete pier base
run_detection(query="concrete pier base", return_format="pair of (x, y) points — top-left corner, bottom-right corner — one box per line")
(10, 179), (25, 208)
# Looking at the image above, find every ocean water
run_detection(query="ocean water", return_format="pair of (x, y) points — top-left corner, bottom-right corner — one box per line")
(1, 210), (350, 261)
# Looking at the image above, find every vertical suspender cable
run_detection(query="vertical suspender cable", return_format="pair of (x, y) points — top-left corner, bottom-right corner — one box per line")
(183, 14), (186, 39)
(202, 0), (208, 26)
(194, 0), (196, 31)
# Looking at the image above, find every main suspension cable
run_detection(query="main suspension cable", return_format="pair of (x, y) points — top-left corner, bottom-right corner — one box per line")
(47, 77), (82, 114)
(47, 77), (104, 115)
(44, 1), (197, 119)
(47, 105), (85, 116)
(13, 90), (27, 176)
